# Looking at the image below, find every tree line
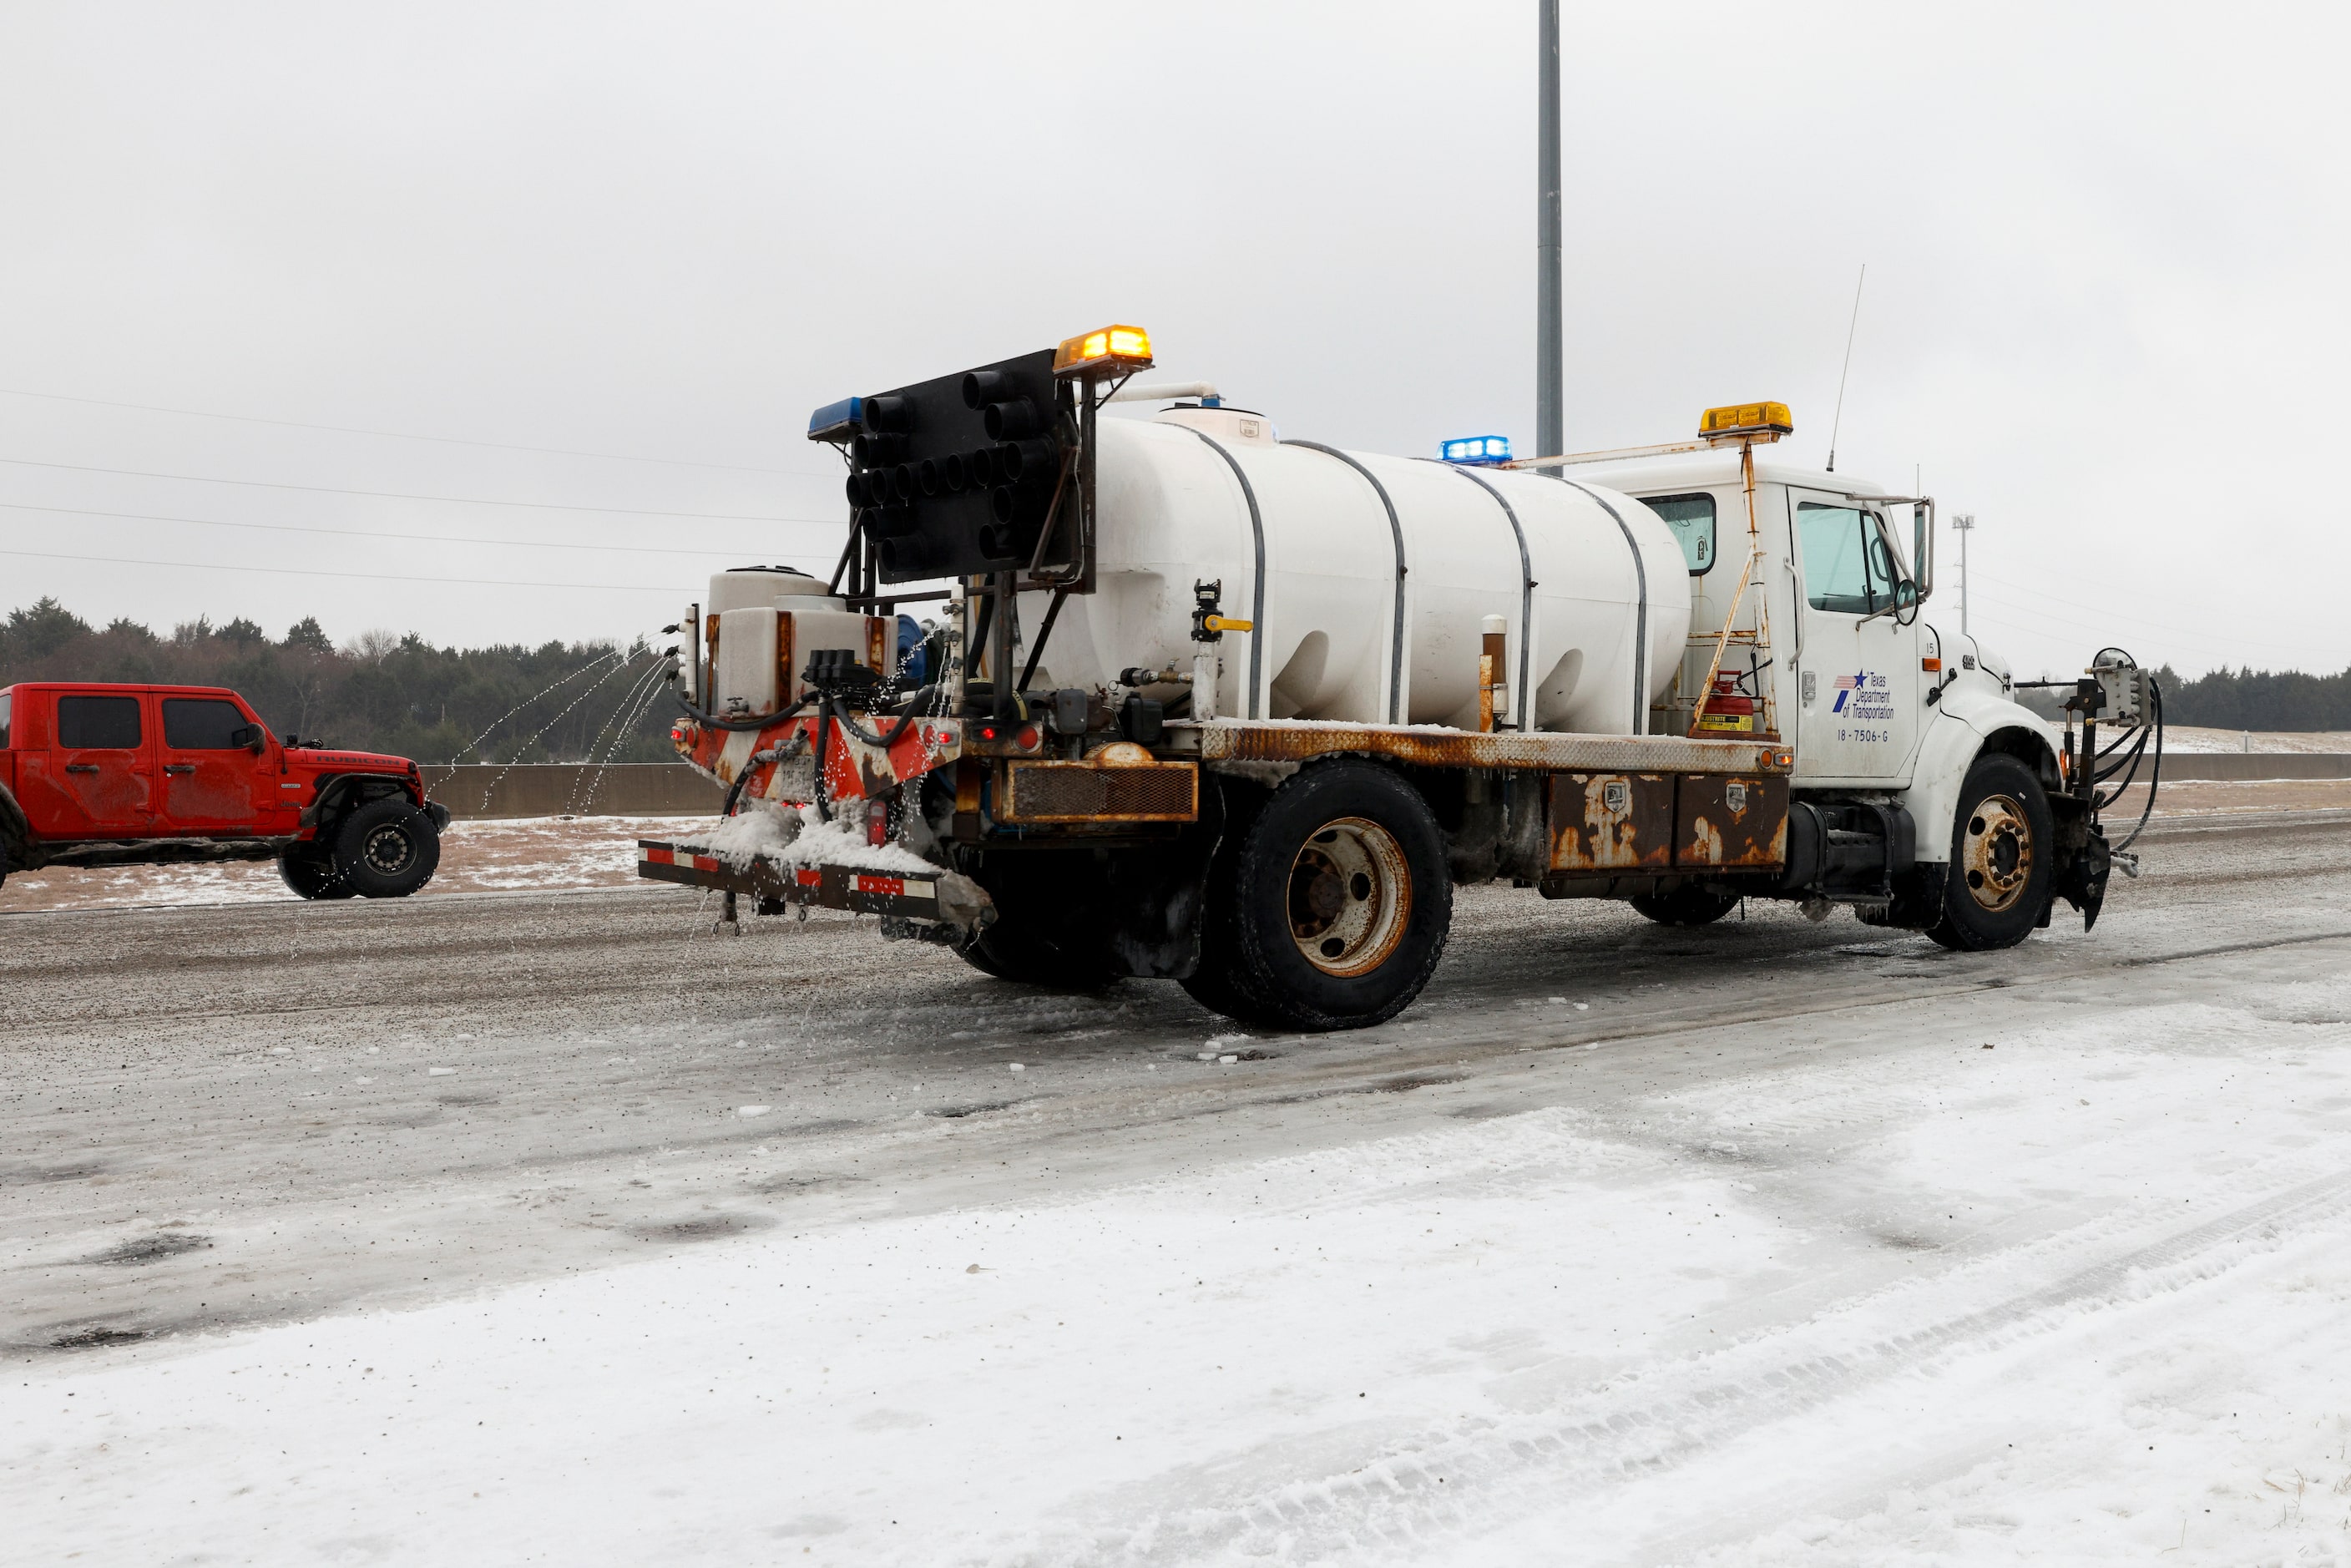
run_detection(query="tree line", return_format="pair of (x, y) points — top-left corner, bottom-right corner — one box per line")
(0, 598), (676, 764)
(8, 596), (2347, 750)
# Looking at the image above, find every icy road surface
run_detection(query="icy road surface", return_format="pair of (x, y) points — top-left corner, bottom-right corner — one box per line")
(6, 810), (2351, 1564)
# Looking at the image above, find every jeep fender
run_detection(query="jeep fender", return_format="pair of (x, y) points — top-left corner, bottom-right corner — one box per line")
(1900, 691), (2063, 865)
(301, 773), (432, 837)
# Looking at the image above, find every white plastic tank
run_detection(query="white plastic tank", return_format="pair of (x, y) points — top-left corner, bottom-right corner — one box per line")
(703, 567), (881, 714)
(1009, 409), (1692, 733)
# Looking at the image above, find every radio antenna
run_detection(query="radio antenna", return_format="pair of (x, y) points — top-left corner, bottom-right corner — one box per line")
(1825, 263), (1866, 473)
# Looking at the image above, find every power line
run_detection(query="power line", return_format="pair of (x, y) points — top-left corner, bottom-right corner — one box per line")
(0, 546), (691, 594)
(0, 385), (840, 480)
(0, 453), (842, 523)
(0, 498), (832, 564)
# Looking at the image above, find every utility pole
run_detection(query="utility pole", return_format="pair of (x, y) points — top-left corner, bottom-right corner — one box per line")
(1535, 0), (1562, 474)
(1952, 513), (1975, 638)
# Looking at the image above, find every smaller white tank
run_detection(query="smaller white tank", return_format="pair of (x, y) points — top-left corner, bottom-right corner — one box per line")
(703, 567), (883, 715)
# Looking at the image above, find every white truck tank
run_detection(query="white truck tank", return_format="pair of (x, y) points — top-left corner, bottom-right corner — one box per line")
(1020, 409), (1692, 732)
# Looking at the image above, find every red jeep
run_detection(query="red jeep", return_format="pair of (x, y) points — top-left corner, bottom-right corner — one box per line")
(0, 682), (447, 900)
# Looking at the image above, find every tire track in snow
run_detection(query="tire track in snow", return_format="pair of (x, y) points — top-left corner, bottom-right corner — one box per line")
(1021, 1166), (2351, 1565)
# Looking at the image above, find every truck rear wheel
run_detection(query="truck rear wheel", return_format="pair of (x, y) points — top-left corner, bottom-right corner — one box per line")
(278, 848), (355, 900)
(1183, 761), (1450, 1031)
(331, 797), (442, 898)
(1628, 886), (1739, 926)
(1926, 753), (2052, 951)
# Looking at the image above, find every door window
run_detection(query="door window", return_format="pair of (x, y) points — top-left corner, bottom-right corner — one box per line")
(162, 698), (252, 749)
(1641, 493), (1716, 574)
(1797, 503), (1900, 615)
(57, 695), (142, 748)
(0, 693), (10, 748)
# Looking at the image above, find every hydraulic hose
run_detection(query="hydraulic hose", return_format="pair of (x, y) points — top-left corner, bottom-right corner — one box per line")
(718, 741), (801, 819)
(672, 690), (811, 732)
(832, 685), (942, 749)
(2110, 676), (2163, 855)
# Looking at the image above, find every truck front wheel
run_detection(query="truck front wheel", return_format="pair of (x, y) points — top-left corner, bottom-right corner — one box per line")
(1927, 753), (2053, 951)
(331, 797), (442, 898)
(1183, 761), (1451, 1031)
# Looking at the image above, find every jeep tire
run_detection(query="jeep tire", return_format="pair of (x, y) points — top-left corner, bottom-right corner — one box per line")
(331, 797), (442, 898)
(278, 847), (356, 900)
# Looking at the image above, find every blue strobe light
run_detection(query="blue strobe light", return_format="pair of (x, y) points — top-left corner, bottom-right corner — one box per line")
(1440, 434), (1512, 466)
(806, 396), (863, 443)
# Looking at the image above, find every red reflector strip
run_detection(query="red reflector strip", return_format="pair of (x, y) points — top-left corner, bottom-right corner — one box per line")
(796, 868), (822, 887)
(852, 874), (904, 897)
(692, 855), (720, 873)
(644, 846), (676, 866)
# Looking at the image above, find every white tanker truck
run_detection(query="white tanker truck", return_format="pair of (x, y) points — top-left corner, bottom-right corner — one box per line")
(640, 326), (2159, 1030)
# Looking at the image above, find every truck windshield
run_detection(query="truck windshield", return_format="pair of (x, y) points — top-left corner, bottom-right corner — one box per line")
(1641, 493), (1716, 574)
(1797, 503), (1900, 615)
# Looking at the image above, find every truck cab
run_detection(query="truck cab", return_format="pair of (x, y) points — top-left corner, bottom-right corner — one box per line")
(1578, 448), (2082, 933)
(0, 682), (447, 899)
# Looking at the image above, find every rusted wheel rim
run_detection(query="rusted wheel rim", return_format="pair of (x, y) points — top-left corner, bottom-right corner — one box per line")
(1287, 817), (1411, 977)
(1962, 793), (2033, 913)
(362, 823), (416, 876)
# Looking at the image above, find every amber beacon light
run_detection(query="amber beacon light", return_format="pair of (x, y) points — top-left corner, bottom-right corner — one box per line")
(1698, 402), (1794, 441)
(1054, 325), (1154, 379)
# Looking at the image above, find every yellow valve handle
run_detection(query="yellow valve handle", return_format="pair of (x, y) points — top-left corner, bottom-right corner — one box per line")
(1203, 615), (1254, 633)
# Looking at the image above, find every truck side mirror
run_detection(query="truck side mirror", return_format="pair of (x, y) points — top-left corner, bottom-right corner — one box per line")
(1913, 502), (1933, 599)
(1893, 578), (1921, 625)
(230, 722), (264, 751)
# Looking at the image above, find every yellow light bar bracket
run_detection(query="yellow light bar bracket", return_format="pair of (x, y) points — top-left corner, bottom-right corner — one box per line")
(1054, 324), (1154, 380)
(1699, 401), (1794, 443)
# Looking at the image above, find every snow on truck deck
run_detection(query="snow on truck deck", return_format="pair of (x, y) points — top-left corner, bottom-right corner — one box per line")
(3, 809), (2351, 1562)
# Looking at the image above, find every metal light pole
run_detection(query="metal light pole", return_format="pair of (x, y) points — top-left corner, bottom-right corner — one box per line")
(1951, 513), (1975, 638)
(1535, 0), (1562, 474)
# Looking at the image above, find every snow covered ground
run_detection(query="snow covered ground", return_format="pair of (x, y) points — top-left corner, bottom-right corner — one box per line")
(2161, 726), (2351, 755)
(7, 811), (2351, 1563)
(0, 812), (708, 912)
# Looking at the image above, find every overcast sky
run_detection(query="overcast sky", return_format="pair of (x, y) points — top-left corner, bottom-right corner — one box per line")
(1, 2), (2342, 680)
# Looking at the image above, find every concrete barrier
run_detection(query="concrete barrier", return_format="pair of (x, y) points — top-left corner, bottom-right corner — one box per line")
(2152, 754), (2351, 781)
(420, 764), (723, 820)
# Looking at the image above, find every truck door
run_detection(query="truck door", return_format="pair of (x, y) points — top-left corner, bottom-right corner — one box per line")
(159, 695), (274, 833)
(43, 691), (156, 837)
(1791, 494), (1922, 782)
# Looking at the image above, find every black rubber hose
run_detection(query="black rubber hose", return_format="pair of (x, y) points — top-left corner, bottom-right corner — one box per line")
(718, 742), (796, 819)
(2111, 676), (2163, 855)
(810, 694), (832, 823)
(673, 690), (811, 732)
(832, 685), (940, 748)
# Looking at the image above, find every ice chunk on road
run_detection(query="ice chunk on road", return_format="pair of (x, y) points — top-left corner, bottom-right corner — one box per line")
(427, 1067), (456, 1077)
(736, 1105), (771, 1119)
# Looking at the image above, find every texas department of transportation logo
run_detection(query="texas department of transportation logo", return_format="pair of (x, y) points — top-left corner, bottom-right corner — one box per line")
(1833, 670), (1893, 719)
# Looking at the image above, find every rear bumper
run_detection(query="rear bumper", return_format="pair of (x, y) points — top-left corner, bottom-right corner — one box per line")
(636, 840), (990, 933)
